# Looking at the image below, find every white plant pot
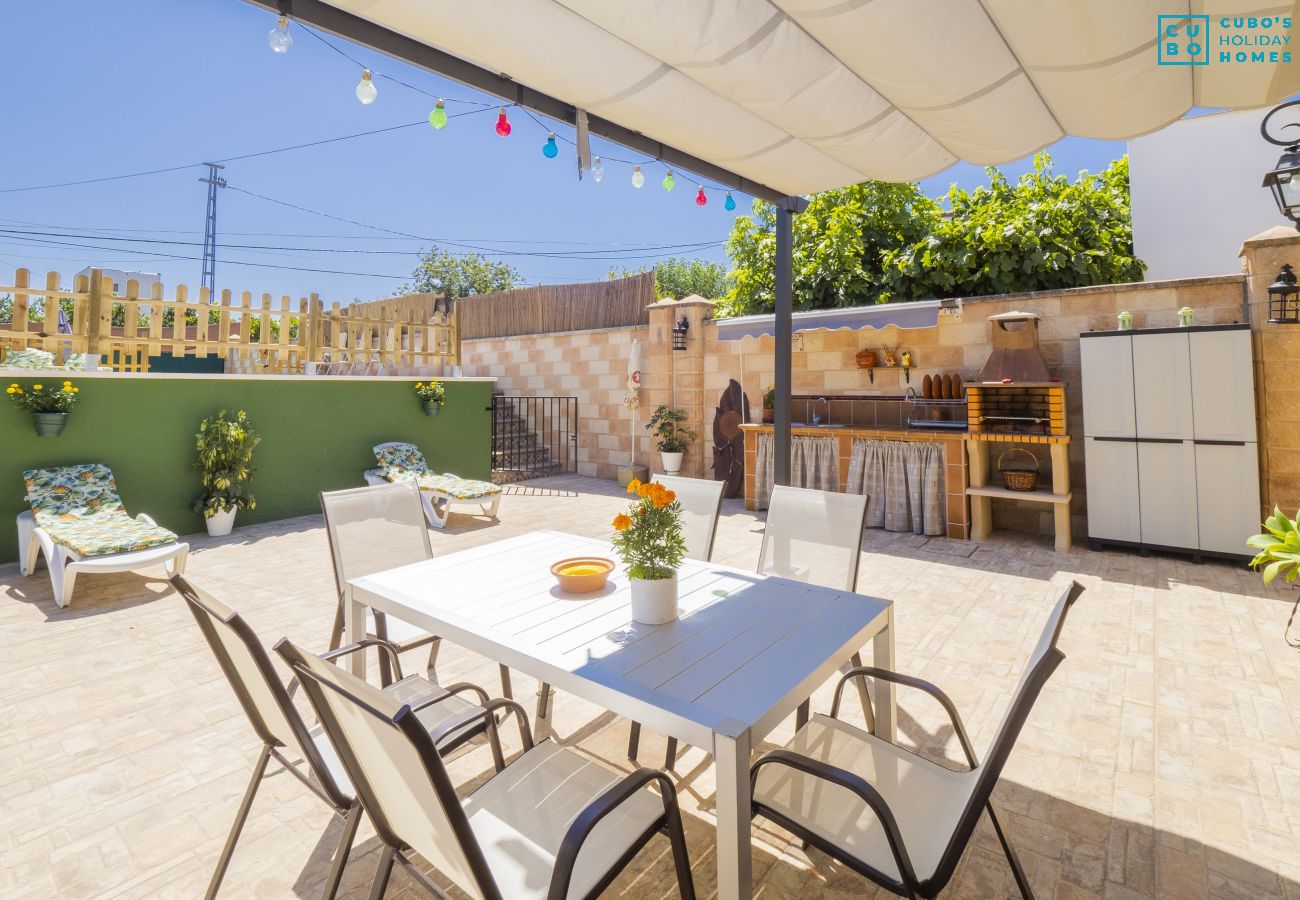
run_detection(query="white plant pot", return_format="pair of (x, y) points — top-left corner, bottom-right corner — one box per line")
(629, 573), (679, 625)
(660, 451), (684, 475)
(206, 507), (237, 537)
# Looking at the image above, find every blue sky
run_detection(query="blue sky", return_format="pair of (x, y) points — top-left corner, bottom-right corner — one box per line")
(0, 0), (1128, 303)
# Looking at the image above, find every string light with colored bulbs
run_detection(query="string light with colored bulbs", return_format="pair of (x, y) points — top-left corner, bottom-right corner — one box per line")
(269, 13), (747, 212)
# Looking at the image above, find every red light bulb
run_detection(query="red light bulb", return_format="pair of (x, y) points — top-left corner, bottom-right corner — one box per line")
(695, 187), (708, 206)
(495, 107), (512, 137)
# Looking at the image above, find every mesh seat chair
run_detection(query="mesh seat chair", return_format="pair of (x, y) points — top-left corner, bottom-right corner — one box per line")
(750, 581), (1084, 900)
(626, 474), (724, 762)
(321, 482), (513, 699)
(641, 485), (870, 769)
(276, 637), (698, 900)
(176, 575), (497, 900)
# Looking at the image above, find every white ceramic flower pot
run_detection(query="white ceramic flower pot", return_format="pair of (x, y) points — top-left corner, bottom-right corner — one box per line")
(629, 573), (678, 625)
(660, 451), (684, 475)
(206, 507), (237, 537)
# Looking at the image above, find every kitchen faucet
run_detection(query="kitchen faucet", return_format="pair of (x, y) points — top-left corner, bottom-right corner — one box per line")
(812, 397), (830, 426)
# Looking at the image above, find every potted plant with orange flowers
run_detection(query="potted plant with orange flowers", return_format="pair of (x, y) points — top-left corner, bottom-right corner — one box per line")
(612, 478), (687, 624)
(6, 379), (80, 437)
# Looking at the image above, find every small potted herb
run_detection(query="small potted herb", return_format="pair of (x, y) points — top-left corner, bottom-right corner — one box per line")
(414, 380), (446, 416)
(645, 405), (697, 476)
(762, 384), (776, 423)
(6, 380), (80, 437)
(193, 410), (260, 536)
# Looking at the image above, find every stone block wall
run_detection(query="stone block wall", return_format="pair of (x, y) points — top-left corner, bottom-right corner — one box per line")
(461, 325), (655, 480)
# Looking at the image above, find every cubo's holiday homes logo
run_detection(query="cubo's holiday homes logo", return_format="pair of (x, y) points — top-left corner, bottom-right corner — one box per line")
(1158, 14), (1292, 66)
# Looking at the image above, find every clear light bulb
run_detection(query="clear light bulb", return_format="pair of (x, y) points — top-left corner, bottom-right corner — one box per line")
(663, 169), (675, 191)
(267, 15), (292, 53)
(591, 156), (605, 182)
(724, 192), (737, 212)
(696, 187), (708, 206)
(428, 99), (448, 129)
(495, 107), (512, 137)
(631, 165), (645, 189)
(355, 69), (377, 104)
(542, 133), (558, 158)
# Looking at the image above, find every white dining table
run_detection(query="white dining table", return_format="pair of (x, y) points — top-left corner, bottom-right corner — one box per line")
(345, 529), (896, 900)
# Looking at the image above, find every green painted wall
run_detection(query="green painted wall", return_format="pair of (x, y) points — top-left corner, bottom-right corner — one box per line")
(0, 376), (494, 564)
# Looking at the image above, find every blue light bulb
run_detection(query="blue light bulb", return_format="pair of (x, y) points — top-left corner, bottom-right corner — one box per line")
(724, 192), (736, 212)
(542, 133), (558, 159)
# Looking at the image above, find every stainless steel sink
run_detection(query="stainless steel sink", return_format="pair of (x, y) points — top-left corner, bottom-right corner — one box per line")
(790, 422), (849, 429)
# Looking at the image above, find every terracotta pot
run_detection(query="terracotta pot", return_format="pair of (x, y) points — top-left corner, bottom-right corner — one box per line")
(762, 407), (774, 423)
(855, 349), (877, 368)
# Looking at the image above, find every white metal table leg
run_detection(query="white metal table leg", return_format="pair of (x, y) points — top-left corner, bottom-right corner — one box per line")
(712, 719), (753, 900)
(873, 603), (897, 741)
(345, 586), (366, 677)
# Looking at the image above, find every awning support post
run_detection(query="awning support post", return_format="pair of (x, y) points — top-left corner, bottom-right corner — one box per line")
(773, 202), (794, 486)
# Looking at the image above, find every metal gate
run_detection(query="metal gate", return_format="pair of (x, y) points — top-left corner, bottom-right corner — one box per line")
(491, 396), (578, 483)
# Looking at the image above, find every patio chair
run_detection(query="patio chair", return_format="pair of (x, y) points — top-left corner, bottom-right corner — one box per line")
(640, 485), (869, 769)
(750, 581), (1084, 900)
(321, 482), (515, 700)
(627, 474), (724, 761)
(176, 575), (496, 900)
(276, 636), (697, 900)
(17, 463), (189, 608)
(363, 441), (502, 529)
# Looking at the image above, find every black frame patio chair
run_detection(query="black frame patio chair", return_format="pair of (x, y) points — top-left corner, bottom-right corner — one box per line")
(750, 580), (1084, 899)
(178, 575), (497, 899)
(276, 635), (698, 900)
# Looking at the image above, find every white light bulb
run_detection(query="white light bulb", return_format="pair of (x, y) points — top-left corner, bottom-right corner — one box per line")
(631, 165), (645, 189)
(267, 15), (292, 53)
(591, 156), (605, 183)
(355, 69), (377, 104)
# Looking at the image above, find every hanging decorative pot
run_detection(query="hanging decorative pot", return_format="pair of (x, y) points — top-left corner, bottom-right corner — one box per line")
(422, 400), (441, 417)
(31, 412), (69, 438)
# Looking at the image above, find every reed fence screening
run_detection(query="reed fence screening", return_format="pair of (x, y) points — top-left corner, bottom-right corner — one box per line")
(0, 268), (457, 373)
(458, 271), (654, 339)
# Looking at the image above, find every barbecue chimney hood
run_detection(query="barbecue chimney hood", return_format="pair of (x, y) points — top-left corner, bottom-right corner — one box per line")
(977, 311), (1051, 383)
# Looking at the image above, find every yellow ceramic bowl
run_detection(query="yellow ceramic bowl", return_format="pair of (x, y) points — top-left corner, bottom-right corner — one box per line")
(550, 557), (614, 593)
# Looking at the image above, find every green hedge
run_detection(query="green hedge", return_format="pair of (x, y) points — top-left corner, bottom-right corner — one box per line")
(0, 376), (494, 564)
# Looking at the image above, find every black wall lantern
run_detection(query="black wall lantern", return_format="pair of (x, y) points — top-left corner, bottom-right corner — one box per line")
(1269, 264), (1300, 324)
(1262, 100), (1300, 227)
(671, 315), (689, 350)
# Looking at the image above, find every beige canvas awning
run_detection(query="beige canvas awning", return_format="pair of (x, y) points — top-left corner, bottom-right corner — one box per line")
(301, 0), (1300, 196)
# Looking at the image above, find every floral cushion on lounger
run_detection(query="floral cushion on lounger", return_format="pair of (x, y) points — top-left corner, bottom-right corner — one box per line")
(373, 442), (501, 500)
(2, 348), (56, 369)
(23, 464), (178, 557)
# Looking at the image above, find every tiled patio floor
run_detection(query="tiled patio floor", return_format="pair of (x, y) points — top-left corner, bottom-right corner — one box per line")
(3, 474), (1299, 899)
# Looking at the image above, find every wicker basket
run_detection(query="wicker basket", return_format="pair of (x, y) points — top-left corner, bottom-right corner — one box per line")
(997, 447), (1040, 492)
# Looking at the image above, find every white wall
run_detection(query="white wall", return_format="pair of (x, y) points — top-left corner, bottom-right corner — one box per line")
(1129, 109), (1281, 282)
(74, 267), (161, 296)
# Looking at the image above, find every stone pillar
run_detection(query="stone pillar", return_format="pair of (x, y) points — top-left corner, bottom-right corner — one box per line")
(1241, 226), (1300, 516)
(645, 295), (715, 477)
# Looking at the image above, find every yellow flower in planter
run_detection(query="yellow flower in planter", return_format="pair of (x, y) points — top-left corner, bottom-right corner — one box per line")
(612, 514), (633, 531)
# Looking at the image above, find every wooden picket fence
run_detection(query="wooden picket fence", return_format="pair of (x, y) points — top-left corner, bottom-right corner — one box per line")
(0, 268), (457, 374)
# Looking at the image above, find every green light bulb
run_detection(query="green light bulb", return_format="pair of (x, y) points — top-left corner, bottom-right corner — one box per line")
(428, 100), (448, 129)
(663, 170), (675, 191)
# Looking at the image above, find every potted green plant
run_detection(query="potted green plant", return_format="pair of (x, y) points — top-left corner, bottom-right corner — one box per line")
(762, 384), (776, 423)
(414, 380), (446, 416)
(645, 405), (697, 476)
(1248, 508), (1300, 648)
(193, 409), (260, 537)
(612, 478), (687, 624)
(6, 379), (80, 437)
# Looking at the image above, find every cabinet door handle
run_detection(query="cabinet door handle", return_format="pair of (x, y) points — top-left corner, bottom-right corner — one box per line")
(1193, 439), (1246, 446)
(1092, 436), (1137, 442)
(1134, 437), (1184, 444)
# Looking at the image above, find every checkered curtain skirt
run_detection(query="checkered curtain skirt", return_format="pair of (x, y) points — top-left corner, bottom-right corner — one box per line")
(754, 433), (838, 509)
(845, 439), (946, 535)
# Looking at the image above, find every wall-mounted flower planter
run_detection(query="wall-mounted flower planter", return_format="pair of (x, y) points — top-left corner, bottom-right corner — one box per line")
(31, 412), (68, 437)
(422, 400), (442, 417)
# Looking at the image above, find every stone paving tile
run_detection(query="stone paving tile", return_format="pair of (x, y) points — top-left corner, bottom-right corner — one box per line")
(2, 473), (1298, 899)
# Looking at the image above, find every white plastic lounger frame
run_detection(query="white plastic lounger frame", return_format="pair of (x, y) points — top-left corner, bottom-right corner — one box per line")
(362, 469), (500, 529)
(16, 509), (188, 608)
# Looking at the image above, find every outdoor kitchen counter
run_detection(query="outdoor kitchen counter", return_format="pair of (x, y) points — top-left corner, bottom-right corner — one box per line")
(739, 424), (970, 540)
